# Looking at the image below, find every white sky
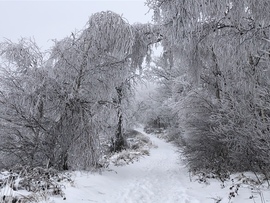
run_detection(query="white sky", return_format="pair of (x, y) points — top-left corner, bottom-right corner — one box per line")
(0, 0), (153, 50)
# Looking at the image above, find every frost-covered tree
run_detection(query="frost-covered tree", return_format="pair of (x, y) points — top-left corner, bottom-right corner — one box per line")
(47, 11), (160, 167)
(146, 0), (270, 174)
(0, 39), (52, 168)
(0, 11), (162, 170)
(139, 56), (186, 138)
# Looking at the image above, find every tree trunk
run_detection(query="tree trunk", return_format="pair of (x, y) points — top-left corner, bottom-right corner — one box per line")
(112, 85), (126, 152)
(113, 112), (125, 152)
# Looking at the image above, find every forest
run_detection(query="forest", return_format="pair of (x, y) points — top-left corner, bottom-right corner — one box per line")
(0, 0), (270, 199)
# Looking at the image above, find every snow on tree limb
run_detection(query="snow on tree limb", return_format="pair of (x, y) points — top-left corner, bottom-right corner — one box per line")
(82, 11), (135, 61)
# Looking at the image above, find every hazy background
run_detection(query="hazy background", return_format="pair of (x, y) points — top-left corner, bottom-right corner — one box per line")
(0, 0), (153, 50)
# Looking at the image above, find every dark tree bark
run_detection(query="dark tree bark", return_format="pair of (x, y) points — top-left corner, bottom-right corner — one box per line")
(111, 85), (126, 152)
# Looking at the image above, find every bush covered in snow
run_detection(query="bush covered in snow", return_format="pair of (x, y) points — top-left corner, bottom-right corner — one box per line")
(0, 166), (72, 202)
(104, 129), (155, 166)
(190, 171), (270, 203)
(178, 90), (270, 177)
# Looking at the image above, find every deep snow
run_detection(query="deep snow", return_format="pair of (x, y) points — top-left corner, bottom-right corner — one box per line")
(49, 128), (270, 203)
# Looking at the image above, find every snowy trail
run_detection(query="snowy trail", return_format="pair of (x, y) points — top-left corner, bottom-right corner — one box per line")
(114, 128), (199, 203)
(51, 128), (270, 203)
(54, 128), (200, 203)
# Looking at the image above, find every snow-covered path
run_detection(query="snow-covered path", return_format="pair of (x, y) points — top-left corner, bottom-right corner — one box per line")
(114, 128), (199, 203)
(54, 128), (199, 203)
(51, 128), (270, 203)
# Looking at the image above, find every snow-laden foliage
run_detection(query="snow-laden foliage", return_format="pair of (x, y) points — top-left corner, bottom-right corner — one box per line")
(82, 11), (135, 61)
(0, 166), (71, 202)
(108, 130), (153, 166)
(98, 129), (154, 167)
(0, 38), (43, 73)
(0, 11), (162, 171)
(145, 0), (270, 175)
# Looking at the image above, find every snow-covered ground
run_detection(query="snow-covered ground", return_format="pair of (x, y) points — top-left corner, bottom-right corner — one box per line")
(49, 128), (270, 203)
